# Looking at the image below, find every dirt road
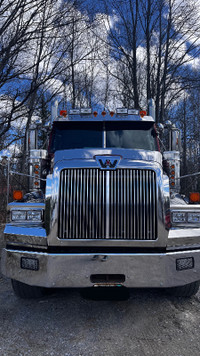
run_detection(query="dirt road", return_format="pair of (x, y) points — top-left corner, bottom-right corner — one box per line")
(0, 271), (200, 356)
(0, 223), (200, 356)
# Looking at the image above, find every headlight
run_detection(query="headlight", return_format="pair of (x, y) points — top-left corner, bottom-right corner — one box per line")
(172, 212), (186, 223)
(11, 209), (43, 222)
(27, 210), (42, 221)
(11, 210), (26, 221)
(172, 210), (200, 225)
(188, 213), (200, 223)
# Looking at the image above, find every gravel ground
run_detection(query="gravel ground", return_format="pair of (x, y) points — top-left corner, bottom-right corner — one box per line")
(0, 226), (200, 356)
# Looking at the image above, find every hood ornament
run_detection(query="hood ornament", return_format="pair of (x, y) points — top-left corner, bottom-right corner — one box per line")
(95, 155), (121, 170)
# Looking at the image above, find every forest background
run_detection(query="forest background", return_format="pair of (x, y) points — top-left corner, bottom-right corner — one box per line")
(0, 0), (200, 220)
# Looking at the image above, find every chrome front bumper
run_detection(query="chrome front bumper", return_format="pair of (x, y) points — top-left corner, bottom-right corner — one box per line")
(2, 248), (200, 288)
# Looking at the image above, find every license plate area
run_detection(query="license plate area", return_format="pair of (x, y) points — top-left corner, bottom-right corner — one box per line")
(90, 274), (125, 285)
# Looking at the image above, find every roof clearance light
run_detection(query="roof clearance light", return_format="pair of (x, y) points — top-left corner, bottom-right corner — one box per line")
(13, 190), (23, 201)
(140, 110), (147, 118)
(189, 192), (200, 203)
(110, 111), (115, 117)
(93, 111), (98, 117)
(116, 108), (128, 114)
(69, 109), (80, 115)
(80, 108), (92, 114)
(128, 109), (139, 115)
(60, 110), (67, 117)
(102, 111), (106, 117)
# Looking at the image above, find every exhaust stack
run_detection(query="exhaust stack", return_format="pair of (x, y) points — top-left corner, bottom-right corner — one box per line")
(148, 98), (156, 121)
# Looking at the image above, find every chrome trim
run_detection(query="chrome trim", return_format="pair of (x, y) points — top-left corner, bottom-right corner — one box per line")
(170, 205), (200, 228)
(168, 228), (200, 247)
(106, 171), (110, 238)
(103, 129), (106, 148)
(7, 202), (45, 210)
(58, 168), (158, 241)
(62, 114), (155, 122)
(46, 149), (169, 247)
(4, 225), (47, 247)
(53, 149), (162, 165)
(4, 225), (46, 237)
(2, 248), (200, 288)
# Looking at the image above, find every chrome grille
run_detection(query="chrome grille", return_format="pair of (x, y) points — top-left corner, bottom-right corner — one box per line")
(58, 168), (157, 240)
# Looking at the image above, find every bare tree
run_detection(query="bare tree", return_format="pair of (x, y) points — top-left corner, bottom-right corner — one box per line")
(0, 0), (90, 146)
(97, 0), (200, 121)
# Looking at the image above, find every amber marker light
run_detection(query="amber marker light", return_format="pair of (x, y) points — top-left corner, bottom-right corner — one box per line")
(110, 111), (115, 117)
(60, 110), (67, 117)
(189, 192), (200, 203)
(102, 111), (106, 117)
(13, 190), (23, 201)
(140, 110), (147, 118)
(93, 111), (98, 117)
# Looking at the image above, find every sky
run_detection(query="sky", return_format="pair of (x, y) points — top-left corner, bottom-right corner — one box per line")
(1, 0), (200, 153)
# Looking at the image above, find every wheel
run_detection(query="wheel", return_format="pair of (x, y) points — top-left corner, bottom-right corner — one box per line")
(166, 281), (200, 297)
(11, 279), (47, 299)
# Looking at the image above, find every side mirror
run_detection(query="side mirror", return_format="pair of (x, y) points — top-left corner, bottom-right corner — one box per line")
(165, 120), (172, 128)
(156, 123), (164, 133)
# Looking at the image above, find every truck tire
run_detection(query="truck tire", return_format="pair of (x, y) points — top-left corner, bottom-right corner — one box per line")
(166, 281), (200, 297)
(11, 279), (47, 299)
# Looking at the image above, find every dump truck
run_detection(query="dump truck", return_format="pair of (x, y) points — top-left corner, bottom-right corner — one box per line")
(2, 99), (200, 298)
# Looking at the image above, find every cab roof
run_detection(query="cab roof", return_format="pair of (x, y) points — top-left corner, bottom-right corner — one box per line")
(54, 113), (155, 123)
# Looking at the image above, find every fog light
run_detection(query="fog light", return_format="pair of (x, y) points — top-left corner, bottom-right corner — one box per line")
(176, 257), (194, 271)
(21, 257), (39, 271)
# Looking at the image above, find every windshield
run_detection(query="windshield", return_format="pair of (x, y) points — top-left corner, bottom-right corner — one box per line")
(106, 122), (158, 150)
(49, 121), (158, 153)
(49, 122), (102, 152)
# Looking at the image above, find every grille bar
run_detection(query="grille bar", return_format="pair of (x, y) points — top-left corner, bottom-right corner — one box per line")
(58, 168), (157, 240)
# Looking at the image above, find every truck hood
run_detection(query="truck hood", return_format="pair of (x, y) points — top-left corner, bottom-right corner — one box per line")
(54, 148), (162, 166)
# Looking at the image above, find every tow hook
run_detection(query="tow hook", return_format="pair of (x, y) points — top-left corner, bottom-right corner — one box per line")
(91, 255), (108, 262)
(101, 256), (108, 262)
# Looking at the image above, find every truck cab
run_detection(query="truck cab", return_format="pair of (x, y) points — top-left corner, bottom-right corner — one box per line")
(2, 106), (200, 298)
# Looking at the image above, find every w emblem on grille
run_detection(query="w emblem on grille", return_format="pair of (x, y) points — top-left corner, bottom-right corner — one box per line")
(95, 155), (121, 170)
